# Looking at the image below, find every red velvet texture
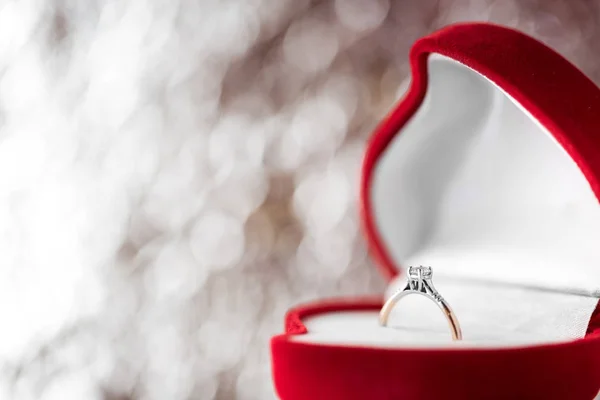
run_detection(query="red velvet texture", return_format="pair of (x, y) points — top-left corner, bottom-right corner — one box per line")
(273, 300), (600, 400)
(271, 23), (600, 400)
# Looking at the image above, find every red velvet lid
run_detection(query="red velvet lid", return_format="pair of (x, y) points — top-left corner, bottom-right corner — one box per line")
(360, 22), (600, 282)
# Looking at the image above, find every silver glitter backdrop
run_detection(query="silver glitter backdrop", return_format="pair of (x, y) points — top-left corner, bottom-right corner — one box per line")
(0, 1), (599, 399)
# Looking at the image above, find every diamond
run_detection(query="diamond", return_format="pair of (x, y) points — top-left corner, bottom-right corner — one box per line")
(408, 265), (432, 279)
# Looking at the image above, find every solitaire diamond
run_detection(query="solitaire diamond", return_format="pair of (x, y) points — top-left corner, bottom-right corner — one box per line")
(408, 266), (432, 279)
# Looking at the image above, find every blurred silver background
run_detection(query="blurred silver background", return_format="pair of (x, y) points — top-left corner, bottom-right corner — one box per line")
(0, 0), (598, 399)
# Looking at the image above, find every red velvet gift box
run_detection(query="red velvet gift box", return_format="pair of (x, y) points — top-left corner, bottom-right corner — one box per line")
(270, 23), (600, 400)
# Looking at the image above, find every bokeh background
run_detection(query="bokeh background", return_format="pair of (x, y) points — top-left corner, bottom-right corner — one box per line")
(1, 1), (599, 399)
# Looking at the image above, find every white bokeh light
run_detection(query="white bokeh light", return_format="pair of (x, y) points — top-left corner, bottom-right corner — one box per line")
(209, 162), (269, 220)
(209, 115), (267, 183)
(0, 46), (47, 114)
(0, 2), (39, 64)
(189, 210), (245, 270)
(320, 74), (361, 119)
(236, 367), (277, 400)
(334, 0), (390, 33)
(288, 94), (349, 162)
(197, 320), (249, 371)
(144, 239), (209, 303)
(143, 323), (196, 400)
(39, 371), (102, 400)
(199, 3), (261, 59)
(293, 166), (351, 236)
(283, 16), (339, 73)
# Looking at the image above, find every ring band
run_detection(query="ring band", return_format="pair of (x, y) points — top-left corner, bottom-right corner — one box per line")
(379, 266), (462, 341)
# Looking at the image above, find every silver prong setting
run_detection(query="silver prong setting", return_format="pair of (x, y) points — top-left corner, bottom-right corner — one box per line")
(379, 265), (462, 341)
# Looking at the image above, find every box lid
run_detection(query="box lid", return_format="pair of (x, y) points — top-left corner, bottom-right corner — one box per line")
(360, 22), (600, 295)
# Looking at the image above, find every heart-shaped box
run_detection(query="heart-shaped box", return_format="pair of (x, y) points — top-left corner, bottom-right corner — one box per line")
(270, 23), (600, 400)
